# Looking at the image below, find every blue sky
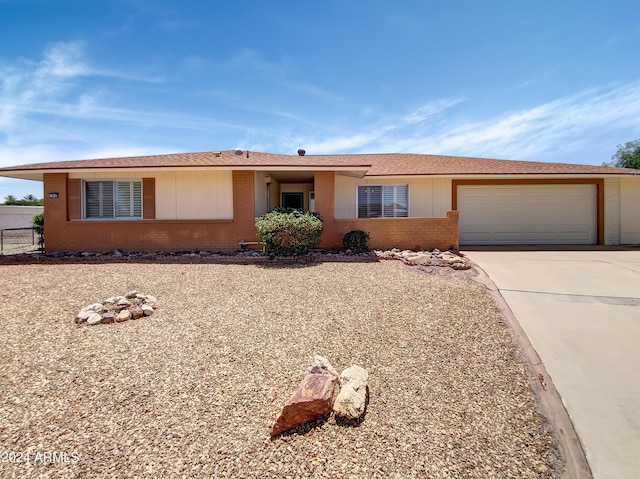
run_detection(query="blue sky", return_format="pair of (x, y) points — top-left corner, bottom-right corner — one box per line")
(1, 0), (640, 199)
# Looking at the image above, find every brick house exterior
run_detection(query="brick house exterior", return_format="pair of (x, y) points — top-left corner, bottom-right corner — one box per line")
(1, 150), (639, 252)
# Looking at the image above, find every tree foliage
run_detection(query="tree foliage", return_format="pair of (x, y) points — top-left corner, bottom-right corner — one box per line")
(608, 139), (640, 170)
(2, 194), (44, 206)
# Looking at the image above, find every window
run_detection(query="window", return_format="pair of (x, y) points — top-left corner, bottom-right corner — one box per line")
(85, 181), (142, 219)
(357, 185), (408, 218)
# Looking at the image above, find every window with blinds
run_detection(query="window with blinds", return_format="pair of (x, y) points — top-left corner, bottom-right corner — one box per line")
(357, 185), (408, 218)
(85, 181), (142, 219)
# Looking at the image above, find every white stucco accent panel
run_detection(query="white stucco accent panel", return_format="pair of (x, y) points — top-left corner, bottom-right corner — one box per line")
(174, 170), (233, 219)
(334, 174), (452, 219)
(433, 178), (452, 216)
(69, 172), (144, 179)
(154, 171), (177, 219)
(334, 174), (358, 219)
(407, 178), (434, 217)
(254, 171), (268, 217)
(604, 177), (620, 245)
(620, 177), (640, 244)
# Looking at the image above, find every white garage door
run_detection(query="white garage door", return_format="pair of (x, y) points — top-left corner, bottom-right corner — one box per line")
(458, 184), (597, 245)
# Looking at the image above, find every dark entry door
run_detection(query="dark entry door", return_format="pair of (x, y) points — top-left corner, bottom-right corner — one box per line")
(282, 192), (304, 211)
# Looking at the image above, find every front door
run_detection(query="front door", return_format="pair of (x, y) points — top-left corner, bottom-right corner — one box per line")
(282, 192), (304, 211)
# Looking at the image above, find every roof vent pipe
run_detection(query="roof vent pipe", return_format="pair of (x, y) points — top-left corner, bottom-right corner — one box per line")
(234, 148), (243, 155)
(297, 149), (306, 156)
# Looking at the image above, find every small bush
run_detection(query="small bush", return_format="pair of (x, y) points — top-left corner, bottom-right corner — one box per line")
(255, 207), (324, 257)
(32, 213), (44, 250)
(343, 229), (370, 253)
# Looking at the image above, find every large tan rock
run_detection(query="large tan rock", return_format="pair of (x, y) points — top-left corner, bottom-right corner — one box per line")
(271, 373), (337, 437)
(333, 365), (369, 420)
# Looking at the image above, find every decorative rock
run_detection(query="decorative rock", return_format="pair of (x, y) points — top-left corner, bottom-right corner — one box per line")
(76, 291), (158, 326)
(116, 309), (131, 322)
(271, 373), (337, 437)
(82, 303), (103, 313)
(406, 253), (432, 265)
(86, 313), (103, 326)
(75, 310), (91, 324)
(333, 365), (369, 420)
(144, 295), (158, 308)
(307, 355), (339, 378)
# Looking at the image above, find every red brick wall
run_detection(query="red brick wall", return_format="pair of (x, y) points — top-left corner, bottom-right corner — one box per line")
(42, 171), (258, 253)
(313, 171), (459, 251)
(333, 211), (459, 251)
(43, 170), (459, 253)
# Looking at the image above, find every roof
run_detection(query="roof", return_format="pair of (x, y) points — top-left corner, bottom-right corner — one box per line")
(0, 149), (637, 180)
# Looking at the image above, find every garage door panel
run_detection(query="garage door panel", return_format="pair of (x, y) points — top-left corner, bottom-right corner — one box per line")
(458, 184), (597, 245)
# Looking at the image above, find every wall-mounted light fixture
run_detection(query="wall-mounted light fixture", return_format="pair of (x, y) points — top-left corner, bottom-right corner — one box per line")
(49, 192), (59, 199)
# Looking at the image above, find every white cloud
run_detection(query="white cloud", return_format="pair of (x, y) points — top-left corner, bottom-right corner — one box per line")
(401, 98), (464, 125)
(281, 82), (640, 161)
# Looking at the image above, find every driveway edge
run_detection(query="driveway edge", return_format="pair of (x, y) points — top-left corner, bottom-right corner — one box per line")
(470, 262), (593, 479)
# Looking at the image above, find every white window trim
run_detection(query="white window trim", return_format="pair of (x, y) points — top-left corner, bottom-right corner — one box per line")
(82, 179), (143, 220)
(356, 184), (409, 218)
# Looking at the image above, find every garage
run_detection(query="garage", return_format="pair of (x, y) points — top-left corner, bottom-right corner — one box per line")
(457, 183), (597, 245)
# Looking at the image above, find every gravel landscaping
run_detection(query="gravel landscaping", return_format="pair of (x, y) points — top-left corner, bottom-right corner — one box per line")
(0, 261), (556, 478)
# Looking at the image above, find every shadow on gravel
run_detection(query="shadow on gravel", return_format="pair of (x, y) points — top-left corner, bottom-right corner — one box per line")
(256, 260), (322, 269)
(270, 414), (332, 440)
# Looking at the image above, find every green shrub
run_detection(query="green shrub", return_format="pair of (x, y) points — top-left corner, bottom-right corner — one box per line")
(255, 207), (324, 257)
(343, 229), (370, 253)
(32, 213), (44, 250)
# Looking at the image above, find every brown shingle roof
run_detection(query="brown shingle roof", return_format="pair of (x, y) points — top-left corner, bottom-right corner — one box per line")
(0, 149), (636, 176)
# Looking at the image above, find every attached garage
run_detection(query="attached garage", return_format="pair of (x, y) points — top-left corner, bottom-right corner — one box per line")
(456, 182), (599, 245)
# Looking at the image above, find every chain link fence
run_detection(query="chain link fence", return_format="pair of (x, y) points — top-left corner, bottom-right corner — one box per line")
(0, 227), (43, 255)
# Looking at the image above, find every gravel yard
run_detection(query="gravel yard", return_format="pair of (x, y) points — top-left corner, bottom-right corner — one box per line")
(0, 261), (556, 478)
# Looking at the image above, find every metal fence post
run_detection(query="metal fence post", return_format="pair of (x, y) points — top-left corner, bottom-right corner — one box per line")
(1, 229), (3, 254)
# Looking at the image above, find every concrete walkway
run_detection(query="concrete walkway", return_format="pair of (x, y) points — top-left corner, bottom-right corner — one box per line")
(463, 247), (640, 479)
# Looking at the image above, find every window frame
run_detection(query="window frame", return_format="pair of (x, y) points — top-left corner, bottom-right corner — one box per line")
(82, 179), (143, 220)
(356, 184), (409, 219)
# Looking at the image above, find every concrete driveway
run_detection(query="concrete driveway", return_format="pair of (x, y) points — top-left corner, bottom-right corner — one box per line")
(463, 247), (640, 479)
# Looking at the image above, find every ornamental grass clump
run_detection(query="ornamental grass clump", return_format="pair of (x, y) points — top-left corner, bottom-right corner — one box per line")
(255, 207), (324, 257)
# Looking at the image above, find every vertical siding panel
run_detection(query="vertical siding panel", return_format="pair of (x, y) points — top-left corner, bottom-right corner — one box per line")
(67, 178), (82, 220)
(604, 177), (620, 245)
(143, 178), (156, 219)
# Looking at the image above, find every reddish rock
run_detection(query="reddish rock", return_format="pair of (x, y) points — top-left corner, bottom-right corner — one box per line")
(75, 310), (91, 324)
(130, 307), (144, 320)
(101, 312), (116, 324)
(144, 295), (158, 309)
(271, 373), (337, 437)
(116, 309), (131, 322)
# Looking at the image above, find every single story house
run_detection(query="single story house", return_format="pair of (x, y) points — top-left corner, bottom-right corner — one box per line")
(0, 205), (44, 229)
(0, 149), (638, 253)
